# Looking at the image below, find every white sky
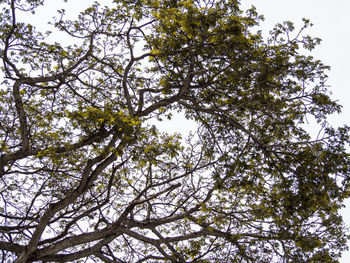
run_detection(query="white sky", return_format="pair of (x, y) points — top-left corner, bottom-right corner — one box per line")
(15, 0), (350, 261)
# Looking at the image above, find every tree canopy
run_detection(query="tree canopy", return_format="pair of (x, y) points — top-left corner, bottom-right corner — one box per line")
(1, 0), (350, 262)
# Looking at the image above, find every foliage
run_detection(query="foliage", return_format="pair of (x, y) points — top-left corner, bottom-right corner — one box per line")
(0, 0), (350, 262)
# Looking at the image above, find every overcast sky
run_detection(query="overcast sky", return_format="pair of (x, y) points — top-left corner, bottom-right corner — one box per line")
(18, 0), (350, 261)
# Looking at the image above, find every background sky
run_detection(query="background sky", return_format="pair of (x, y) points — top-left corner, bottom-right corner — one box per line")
(18, 0), (350, 261)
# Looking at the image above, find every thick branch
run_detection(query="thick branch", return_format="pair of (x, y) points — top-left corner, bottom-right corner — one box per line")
(136, 69), (206, 117)
(12, 81), (30, 151)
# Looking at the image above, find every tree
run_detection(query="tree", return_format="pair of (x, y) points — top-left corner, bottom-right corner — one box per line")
(0, 0), (349, 262)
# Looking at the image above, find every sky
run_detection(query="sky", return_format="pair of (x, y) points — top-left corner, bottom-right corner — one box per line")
(14, 0), (350, 261)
